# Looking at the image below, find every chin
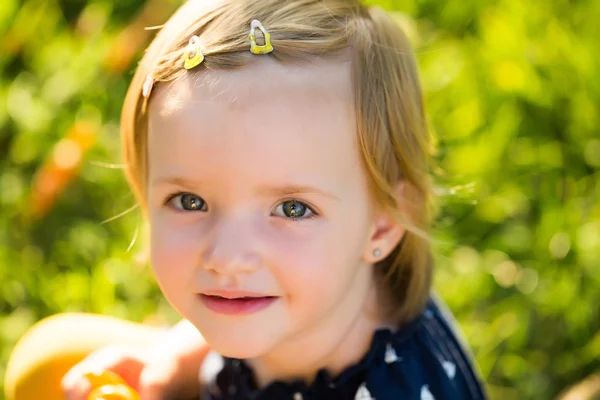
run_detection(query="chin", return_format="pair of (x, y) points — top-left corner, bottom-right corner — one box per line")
(205, 329), (276, 359)
(214, 341), (269, 359)
(192, 319), (281, 359)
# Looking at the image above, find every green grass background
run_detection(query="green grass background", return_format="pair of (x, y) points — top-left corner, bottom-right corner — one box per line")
(1, 0), (599, 398)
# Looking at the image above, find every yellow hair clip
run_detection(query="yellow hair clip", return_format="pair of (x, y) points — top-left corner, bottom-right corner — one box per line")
(183, 36), (205, 70)
(249, 19), (273, 55)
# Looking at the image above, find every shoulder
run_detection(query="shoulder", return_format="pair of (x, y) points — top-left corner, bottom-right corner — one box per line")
(357, 294), (488, 400)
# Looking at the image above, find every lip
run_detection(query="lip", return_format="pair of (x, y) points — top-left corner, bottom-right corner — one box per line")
(201, 288), (274, 299)
(198, 289), (278, 316)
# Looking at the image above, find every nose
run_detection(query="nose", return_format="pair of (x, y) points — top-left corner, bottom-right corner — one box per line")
(202, 216), (262, 276)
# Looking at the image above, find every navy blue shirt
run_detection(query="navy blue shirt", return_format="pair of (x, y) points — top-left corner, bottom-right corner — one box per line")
(202, 296), (487, 399)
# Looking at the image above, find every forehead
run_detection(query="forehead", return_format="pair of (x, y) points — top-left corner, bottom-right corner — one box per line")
(146, 57), (360, 185)
(151, 56), (353, 118)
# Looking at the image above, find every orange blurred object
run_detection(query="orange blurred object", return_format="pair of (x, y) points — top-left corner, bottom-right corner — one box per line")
(103, 0), (177, 75)
(29, 120), (96, 218)
(85, 371), (140, 400)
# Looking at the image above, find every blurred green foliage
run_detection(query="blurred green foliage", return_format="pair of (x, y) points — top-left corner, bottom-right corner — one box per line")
(1, 0), (599, 399)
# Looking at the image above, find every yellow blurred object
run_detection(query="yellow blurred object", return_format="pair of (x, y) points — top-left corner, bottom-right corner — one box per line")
(4, 313), (164, 400)
(85, 371), (140, 400)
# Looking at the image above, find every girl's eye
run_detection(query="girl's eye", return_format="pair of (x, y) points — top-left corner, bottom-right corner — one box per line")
(273, 200), (314, 220)
(168, 193), (208, 211)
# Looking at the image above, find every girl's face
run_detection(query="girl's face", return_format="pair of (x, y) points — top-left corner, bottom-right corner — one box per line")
(146, 57), (385, 359)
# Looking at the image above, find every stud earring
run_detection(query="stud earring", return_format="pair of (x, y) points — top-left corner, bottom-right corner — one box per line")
(373, 248), (382, 259)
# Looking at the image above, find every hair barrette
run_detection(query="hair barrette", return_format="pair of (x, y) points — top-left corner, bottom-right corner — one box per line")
(183, 35), (205, 70)
(249, 19), (273, 55)
(142, 73), (154, 99)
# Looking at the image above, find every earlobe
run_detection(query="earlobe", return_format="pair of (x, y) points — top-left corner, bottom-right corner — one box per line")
(363, 214), (406, 263)
(362, 180), (409, 263)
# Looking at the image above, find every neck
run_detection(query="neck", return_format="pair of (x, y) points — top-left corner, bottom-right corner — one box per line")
(246, 277), (394, 388)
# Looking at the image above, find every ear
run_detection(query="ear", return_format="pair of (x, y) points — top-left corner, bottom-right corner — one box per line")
(362, 180), (410, 264)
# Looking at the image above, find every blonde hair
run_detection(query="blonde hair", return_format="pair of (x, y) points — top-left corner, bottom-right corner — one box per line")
(121, 0), (436, 324)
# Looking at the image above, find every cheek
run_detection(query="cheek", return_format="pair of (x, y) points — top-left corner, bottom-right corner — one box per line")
(269, 213), (371, 312)
(149, 216), (200, 288)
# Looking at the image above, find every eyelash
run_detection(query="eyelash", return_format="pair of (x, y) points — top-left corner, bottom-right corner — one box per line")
(162, 191), (319, 221)
(163, 191), (178, 206)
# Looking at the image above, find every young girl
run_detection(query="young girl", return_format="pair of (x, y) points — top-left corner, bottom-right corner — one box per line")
(8, 0), (488, 399)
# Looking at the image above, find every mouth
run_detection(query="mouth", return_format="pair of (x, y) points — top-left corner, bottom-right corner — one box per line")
(198, 294), (278, 315)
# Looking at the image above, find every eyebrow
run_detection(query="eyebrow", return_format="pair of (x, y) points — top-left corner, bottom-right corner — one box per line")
(151, 177), (201, 190)
(151, 177), (340, 201)
(257, 185), (341, 201)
